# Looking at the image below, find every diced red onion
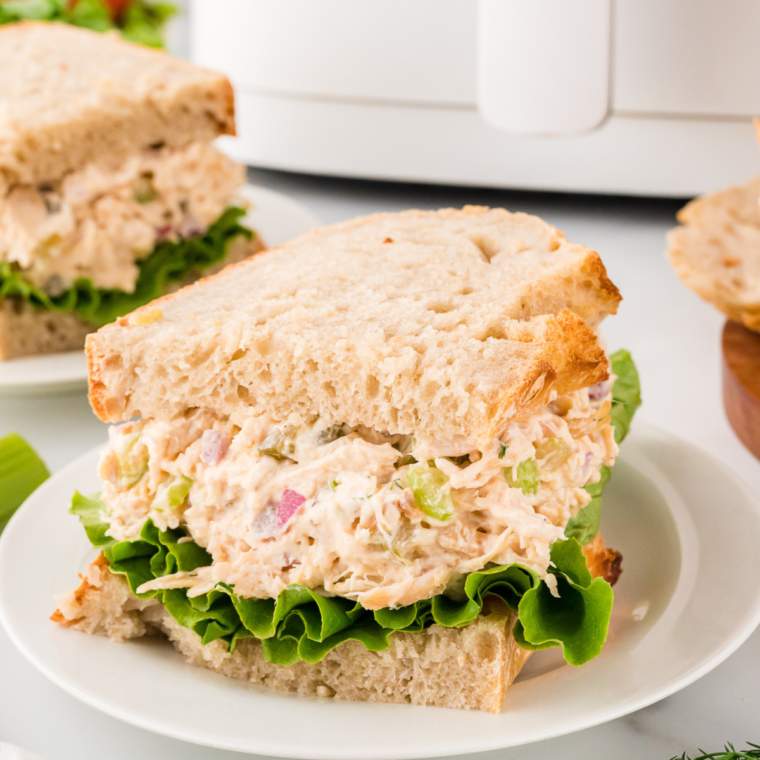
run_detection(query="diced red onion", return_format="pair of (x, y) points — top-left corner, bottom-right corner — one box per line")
(178, 215), (203, 238)
(156, 224), (173, 239)
(277, 489), (306, 530)
(200, 429), (230, 465)
(588, 380), (611, 401)
(252, 502), (278, 536)
(580, 451), (595, 484)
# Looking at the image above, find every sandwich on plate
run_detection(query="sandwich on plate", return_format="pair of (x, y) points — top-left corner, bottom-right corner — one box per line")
(0, 22), (261, 360)
(54, 207), (641, 712)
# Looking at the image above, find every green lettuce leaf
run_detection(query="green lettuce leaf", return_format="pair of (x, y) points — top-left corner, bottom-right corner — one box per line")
(0, 433), (49, 533)
(70, 491), (114, 548)
(513, 538), (613, 665)
(608, 349), (642, 445)
(0, 0), (177, 48)
(120, 0), (176, 47)
(73, 495), (612, 668)
(564, 349), (641, 544)
(0, 207), (252, 328)
(564, 465), (610, 545)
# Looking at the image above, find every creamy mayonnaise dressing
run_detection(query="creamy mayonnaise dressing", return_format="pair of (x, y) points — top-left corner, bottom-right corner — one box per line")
(0, 142), (244, 292)
(99, 388), (618, 610)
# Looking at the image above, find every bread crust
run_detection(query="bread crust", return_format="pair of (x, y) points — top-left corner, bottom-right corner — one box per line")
(0, 22), (236, 189)
(667, 177), (760, 333)
(86, 207), (619, 445)
(52, 533), (620, 712)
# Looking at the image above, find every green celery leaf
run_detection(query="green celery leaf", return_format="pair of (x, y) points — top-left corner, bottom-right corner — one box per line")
(69, 491), (113, 548)
(0, 434), (50, 532)
(609, 349), (642, 445)
(0, 208), (252, 328)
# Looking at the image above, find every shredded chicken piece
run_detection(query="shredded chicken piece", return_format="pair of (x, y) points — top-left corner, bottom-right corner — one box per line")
(101, 387), (618, 610)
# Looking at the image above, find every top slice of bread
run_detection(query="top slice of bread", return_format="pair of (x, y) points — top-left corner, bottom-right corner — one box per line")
(0, 23), (235, 190)
(87, 207), (621, 447)
(667, 176), (760, 332)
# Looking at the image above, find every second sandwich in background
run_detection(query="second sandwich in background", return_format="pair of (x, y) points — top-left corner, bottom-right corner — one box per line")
(0, 22), (262, 360)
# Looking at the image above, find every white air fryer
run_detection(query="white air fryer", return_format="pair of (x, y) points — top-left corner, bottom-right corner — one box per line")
(190, 0), (760, 197)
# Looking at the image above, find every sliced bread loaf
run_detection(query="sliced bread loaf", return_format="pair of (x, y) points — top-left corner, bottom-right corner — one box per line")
(87, 207), (620, 446)
(0, 22), (235, 191)
(667, 177), (760, 332)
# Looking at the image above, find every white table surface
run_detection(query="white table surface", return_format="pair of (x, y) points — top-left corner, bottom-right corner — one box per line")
(1, 169), (758, 759)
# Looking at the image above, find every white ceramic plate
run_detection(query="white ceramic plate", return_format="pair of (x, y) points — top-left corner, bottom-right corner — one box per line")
(2, 423), (760, 760)
(0, 185), (321, 397)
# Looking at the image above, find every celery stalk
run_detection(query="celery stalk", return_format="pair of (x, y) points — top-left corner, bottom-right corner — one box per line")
(0, 433), (50, 532)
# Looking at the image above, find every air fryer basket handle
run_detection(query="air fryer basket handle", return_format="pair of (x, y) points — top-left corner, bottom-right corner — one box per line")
(477, 0), (612, 135)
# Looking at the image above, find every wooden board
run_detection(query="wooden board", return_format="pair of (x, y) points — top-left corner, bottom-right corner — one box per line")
(722, 320), (760, 461)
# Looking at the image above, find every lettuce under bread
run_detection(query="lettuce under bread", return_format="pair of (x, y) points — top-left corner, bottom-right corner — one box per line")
(0, 207), (252, 328)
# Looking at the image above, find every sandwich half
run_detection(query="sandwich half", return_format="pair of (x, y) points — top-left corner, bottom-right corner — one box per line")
(0, 22), (262, 360)
(54, 207), (641, 712)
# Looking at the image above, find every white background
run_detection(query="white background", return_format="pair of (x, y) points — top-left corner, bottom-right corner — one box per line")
(1, 168), (759, 759)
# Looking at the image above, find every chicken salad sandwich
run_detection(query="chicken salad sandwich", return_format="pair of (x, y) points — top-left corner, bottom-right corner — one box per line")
(53, 207), (641, 712)
(0, 22), (261, 360)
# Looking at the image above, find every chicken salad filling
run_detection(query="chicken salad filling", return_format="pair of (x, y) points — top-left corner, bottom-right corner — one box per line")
(99, 385), (618, 611)
(0, 141), (244, 292)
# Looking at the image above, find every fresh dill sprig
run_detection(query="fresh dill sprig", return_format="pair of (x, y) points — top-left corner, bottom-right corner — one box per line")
(671, 742), (760, 760)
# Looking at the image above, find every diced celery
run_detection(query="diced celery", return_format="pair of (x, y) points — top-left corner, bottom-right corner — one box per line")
(151, 475), (193, 514)
(407, 464), (456, 521)
(316, 424), (345, 445)
(259, 426), (299, 461)
(504, 459), (540, 495)
(0, 433), (49, 532)
(134, 173), (157, 204)
(116, 433), (148, 488)
(369, 520), (414, 564)
(534, 437), (572, 470)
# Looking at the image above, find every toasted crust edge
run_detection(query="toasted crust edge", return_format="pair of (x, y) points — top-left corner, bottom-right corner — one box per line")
(86, 207), (617, 429)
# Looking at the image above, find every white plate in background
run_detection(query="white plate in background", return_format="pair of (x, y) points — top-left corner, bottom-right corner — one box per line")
(1, 423), (760, 759)
(0, 184), (321, 397)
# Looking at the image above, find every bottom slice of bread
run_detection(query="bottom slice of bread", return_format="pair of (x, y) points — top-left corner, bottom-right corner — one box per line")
(0, 235), (263, 361)
(52, 537), (621, 713)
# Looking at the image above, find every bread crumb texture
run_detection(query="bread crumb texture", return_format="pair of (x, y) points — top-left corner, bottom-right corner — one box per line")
(0, 22), (235, 190)
(667, 176), (760, 332)
(88, 207), (621, 446)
